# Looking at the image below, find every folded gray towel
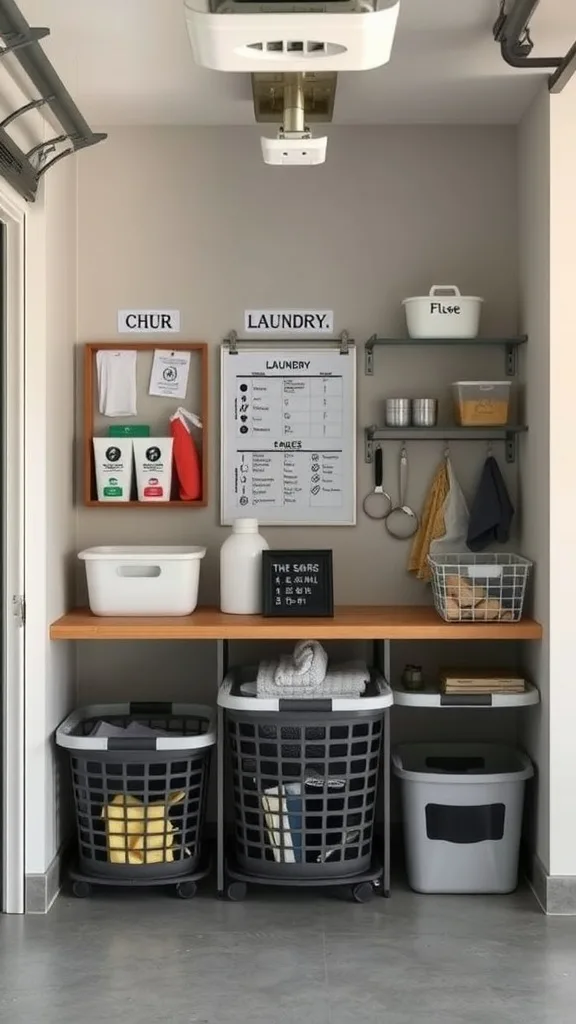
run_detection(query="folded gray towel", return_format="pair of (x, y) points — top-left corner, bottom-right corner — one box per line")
(256, 645), (368, 700)
(322, 661), (368, 699)
(275, 640), (329, 692)
(257, 640), (328, 698)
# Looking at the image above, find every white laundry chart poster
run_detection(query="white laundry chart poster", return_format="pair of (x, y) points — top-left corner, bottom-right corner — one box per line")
(221, 345), (356, 525)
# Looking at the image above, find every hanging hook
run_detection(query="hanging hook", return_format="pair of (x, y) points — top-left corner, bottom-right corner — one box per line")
(443, 442), (450, 461)
(486, 439), (493, 457)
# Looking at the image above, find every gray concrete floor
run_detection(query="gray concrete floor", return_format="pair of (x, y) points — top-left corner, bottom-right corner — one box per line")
(0, 884), (575, 1023)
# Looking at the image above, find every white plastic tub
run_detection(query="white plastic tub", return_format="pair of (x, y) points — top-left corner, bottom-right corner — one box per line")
(79, 546), (206, 616)
(393, 743), (533, 894)
(402, 285), (483, 339)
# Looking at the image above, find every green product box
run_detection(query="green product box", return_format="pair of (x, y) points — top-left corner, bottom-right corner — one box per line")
(108, 425), (150, 438)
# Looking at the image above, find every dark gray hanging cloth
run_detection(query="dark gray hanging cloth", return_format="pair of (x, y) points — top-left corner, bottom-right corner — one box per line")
(466, 456), (515, 552)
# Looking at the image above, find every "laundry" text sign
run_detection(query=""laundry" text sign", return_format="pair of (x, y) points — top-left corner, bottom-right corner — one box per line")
(244, 309), (334, 335)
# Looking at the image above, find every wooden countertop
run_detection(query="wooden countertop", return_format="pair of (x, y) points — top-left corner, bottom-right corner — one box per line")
(49, 606), (543, 642)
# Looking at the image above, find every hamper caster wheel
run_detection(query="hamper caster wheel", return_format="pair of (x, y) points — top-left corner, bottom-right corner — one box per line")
(72, 881), (92, 899)
(226, 882), (247, 902)
(176, 881), (197, 900)
(351, 882), (374, 904)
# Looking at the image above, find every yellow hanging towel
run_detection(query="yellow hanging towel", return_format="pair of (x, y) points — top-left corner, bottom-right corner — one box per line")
(102, 791), (186, 865)
(408, 460), (450, 581)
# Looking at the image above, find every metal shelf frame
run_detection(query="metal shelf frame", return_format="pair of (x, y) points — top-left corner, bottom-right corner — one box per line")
(364, 425), (528, 465)
(364, 336), (527, 376)
(0, 0), (106, 201)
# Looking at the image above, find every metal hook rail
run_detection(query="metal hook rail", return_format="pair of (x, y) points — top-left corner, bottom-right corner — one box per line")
(0, 0), (106, 201)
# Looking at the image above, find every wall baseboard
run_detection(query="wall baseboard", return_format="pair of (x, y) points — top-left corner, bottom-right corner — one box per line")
(25, 848), (63, 914)
(527, 855), (576, 915)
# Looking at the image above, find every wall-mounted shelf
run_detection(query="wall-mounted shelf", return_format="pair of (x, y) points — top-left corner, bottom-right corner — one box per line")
(83, 341), (209, 507)
(49, 605), (543, 642)
(393, 681), (539, 708)
(364, 425), (528, 464)
(364, 336), (527, 376)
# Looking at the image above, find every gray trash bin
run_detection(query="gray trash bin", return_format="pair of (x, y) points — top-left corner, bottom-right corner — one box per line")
(393, 743), (533, 894)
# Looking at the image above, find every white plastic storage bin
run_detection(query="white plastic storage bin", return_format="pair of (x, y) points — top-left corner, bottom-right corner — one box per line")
(393, 743), (533, 894)
(79, 546), (206, 616)
(402, 286), (483, 339)
(453, 381), (511, 426)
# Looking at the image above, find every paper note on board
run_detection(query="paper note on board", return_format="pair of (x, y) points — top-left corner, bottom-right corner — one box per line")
(149, 350), (191, 399)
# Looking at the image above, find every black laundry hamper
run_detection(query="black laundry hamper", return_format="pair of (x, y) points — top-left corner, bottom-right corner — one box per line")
(56, 702), (215, 899)
(218, 669), (392, 902)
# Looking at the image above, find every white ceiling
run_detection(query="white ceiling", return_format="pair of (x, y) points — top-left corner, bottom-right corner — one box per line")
(18, 0), (576, 125)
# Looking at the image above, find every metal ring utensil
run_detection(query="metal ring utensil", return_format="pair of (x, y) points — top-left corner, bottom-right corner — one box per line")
(363, 445), (392, 520)
(385, 446), (419, 540)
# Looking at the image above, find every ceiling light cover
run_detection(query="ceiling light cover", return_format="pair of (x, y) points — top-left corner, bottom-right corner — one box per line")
(184, 0), (400, 72)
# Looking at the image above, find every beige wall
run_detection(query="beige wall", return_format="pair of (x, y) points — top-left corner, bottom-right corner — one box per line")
(75, 125), (520, 700)
(72, 125), (525, 836)
(518, 88), (551, 872)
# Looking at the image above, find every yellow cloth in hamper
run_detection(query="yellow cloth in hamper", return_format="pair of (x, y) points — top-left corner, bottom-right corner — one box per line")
(408, 460), (449, 581)
(102, 791), (186, 865)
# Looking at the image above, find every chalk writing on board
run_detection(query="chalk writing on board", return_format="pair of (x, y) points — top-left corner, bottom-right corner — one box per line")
(262, 550), (333, 618)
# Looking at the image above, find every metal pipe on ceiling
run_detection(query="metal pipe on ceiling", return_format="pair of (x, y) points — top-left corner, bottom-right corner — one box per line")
(493, 0), (573, 85)
(283, 74), (306, 134)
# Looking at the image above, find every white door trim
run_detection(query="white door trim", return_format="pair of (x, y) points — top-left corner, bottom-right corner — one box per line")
(0, 185), (26, 914)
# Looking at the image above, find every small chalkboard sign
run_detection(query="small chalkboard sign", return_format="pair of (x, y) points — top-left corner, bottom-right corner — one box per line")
(262, 550), (334, 618)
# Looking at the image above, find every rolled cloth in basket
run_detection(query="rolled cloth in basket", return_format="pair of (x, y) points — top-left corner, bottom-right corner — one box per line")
(256, 641), (367, 699)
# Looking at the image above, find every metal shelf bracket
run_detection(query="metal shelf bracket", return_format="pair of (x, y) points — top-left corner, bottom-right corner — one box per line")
(365, 335), (376, 375)
(0, 25), (48, 56)
(505, 343), (517, 377)
(506, 431), (517, 464)
(365, 428), (375, 464)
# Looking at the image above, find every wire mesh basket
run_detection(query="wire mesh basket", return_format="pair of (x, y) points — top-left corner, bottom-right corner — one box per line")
(428, 553), (533, 623)
(219, 672), (391, 880)
(56, 703), (215, 881)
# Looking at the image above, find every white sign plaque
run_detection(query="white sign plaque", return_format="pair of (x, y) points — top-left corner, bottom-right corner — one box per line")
(244, 310), (334, 334)
(118, 310), (181, 333)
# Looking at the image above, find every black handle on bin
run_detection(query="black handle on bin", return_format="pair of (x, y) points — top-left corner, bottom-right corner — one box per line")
(278, 699), (333, 712)
(129, 702), (173, 715)
(107, 736), (158, 751)
(440, 694), (493, 707)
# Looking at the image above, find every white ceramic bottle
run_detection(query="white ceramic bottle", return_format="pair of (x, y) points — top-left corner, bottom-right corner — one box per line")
(220, 518), (269, 614)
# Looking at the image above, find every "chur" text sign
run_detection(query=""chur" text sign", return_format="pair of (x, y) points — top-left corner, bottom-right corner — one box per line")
(118, 309), (181, 333)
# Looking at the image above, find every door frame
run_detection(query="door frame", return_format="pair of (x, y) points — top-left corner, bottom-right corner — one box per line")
(0, 186), (25, 914)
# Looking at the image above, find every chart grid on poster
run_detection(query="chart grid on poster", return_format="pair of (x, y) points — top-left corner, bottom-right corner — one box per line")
(221, 344), (356, 525)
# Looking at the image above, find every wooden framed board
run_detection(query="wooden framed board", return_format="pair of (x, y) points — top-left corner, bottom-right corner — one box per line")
(83, 341), (208, 507)
(220, 343), (356, 525)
